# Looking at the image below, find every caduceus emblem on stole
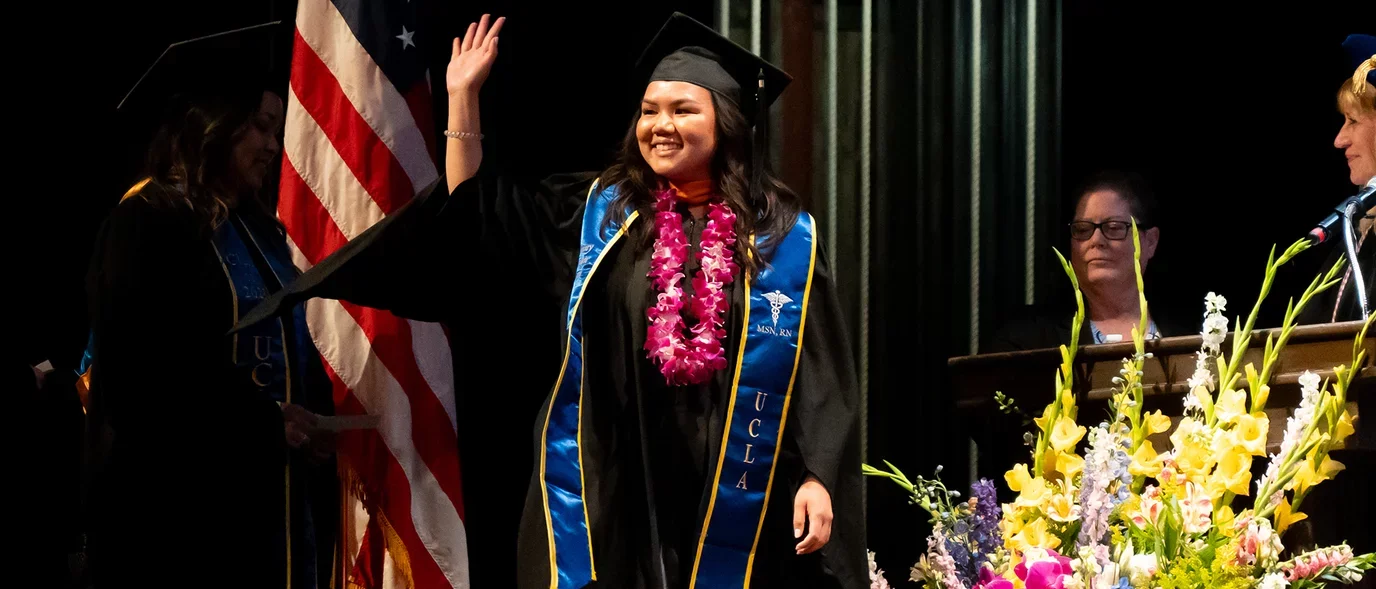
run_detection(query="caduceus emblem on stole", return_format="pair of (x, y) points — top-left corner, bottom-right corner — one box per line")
(762, 290), (793, 328)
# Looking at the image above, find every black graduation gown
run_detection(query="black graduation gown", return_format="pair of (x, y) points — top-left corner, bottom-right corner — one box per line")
(84, 190), (336, 588)
(1299, 231), (1376, 450)
(984, 302), (1193, 354)
(1300, 230), (1376, 325)
(1290, 229), (1376, 559)
(235, 172), (867, 589)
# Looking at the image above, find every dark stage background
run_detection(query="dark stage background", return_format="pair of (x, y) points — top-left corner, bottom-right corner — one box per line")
(16, 0), (1376, 583)
(1061, 2), (1376, 329)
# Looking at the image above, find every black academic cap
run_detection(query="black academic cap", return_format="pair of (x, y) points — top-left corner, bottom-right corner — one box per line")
(117, 20), (290, 115)
(634, 12), (791, 123)
(1343, 34), (1376, 89)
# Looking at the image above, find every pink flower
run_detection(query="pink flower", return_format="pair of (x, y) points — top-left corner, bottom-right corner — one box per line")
(1177, 482), (1212, 534)
(976, 580), (1015, 589)
(990, 549), (1073, 589)
(1232, 513), (1283, 569)
(1158, 459), (1186, 486)
(867, 551), (892, 589)
(974, 567), (1014, 589)
(1130, 485), (1164, 529)
(1283, 545), (1356, 581)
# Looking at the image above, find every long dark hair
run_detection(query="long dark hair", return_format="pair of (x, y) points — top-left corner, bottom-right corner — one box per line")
(131, 87), (270, 235)
(600, 90), (801, 277)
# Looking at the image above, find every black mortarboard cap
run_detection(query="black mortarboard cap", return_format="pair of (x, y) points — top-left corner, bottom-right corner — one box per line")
(1342, 34), (1376, 90)
(635, 13), (792, 205)
(634, 12), (791, 125)
(117, 21), (290, 116)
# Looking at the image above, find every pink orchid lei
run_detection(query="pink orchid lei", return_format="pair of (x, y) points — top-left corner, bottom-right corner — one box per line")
(644, 189), (739, 385)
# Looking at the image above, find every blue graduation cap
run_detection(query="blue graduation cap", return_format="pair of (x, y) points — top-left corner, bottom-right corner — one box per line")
(1343, 34), (1376, 91)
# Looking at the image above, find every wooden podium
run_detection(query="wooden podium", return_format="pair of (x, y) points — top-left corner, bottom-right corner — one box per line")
(950, 320), (1374, 444)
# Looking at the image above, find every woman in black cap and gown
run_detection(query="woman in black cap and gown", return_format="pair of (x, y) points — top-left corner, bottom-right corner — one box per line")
(236, 12), (865, 589)
(84, 23), (337, 588)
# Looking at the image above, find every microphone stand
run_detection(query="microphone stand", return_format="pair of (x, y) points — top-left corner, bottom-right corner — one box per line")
(1340, 195), (1369, 320)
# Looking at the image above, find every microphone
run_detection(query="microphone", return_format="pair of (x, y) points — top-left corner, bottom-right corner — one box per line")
(1309, 176), (1376, 244)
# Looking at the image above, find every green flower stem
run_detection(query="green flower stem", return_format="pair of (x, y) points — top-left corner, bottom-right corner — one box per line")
(1125, 221), (1150, 453)
(1033, 249), (1086, 476)
(1251, 259), (1345, 413)
(1218, 491), (1235, 520)
(1285, 317), (1373, 518)
(1256, 434), (1327, 520)
(1257, 315), (1372, 524)
(862, 461), (965, 525)
(1289, 486), (1314, 519)
(1213, 239), (1313, 427)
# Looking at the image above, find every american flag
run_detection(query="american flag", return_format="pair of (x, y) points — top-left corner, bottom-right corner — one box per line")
(278, 1), (467, 587)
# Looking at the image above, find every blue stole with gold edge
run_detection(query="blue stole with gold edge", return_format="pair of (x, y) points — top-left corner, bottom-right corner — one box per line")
(540, 181), (817, 589)
(212, 217), (295, 403)
(211, 215), (320, 588)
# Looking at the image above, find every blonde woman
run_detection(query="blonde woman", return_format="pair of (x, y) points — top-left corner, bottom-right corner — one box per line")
(1313, 34), (1376, 325)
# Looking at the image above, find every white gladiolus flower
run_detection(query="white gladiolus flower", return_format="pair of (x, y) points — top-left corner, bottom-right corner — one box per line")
(1298, 371), (1321, 398)
(1205, 292), (1227, 314)
(1257, 369), (1328, 499)
(1182, 393), (1203, 412)
(1259, 572), (1289, 589)
(1201, 313), (1229, 352)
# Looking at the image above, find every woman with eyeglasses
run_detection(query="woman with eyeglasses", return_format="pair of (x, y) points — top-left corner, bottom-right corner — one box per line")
(988, 170), (1189, 352)
(1067, 171), (1165, 344)
(976, 171), (1188, 488)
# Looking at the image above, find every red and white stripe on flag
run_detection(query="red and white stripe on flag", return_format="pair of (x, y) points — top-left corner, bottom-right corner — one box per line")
(278, 1), (467, 587)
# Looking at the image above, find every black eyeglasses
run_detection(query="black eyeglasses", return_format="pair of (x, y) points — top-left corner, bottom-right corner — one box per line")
(1069, 220), (1151, 241)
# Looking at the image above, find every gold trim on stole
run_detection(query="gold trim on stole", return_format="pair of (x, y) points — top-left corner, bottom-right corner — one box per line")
(688, 266), (754, 589)
(211, 227), (295, 589)
(209, 241), (240, 362)
(688, 217), (820, 588)
(539, 180), (637, 588)
(281, 319), (293, 589)
(237, 214), (296, 589)
(744, 222), (818, 585)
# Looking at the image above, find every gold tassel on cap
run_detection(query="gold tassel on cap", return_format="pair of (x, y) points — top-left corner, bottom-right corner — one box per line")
(1355, 55), (1376, 96)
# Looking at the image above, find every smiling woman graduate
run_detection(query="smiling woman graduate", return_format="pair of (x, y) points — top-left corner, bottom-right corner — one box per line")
(234, 12), (865, 588)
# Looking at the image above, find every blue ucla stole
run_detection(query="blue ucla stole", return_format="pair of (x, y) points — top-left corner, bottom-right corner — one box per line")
(688, 212), (816, 588)
(212, 214), (320, 588)
(540, 180), (818, 589)
(539, 181), (636, 589)
(212, 217), (294, 403)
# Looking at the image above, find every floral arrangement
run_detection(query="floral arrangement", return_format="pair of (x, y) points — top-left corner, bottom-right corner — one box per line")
(866, 226), (1376, 589)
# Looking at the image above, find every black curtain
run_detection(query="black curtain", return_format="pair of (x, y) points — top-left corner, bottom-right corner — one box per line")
(857, 0), (1064, 571)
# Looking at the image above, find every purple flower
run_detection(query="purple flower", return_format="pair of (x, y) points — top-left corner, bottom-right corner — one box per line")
(1076, 425), (1132, 553)
(947, 535), (973, 576)
(971, 479), (1002, 555)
